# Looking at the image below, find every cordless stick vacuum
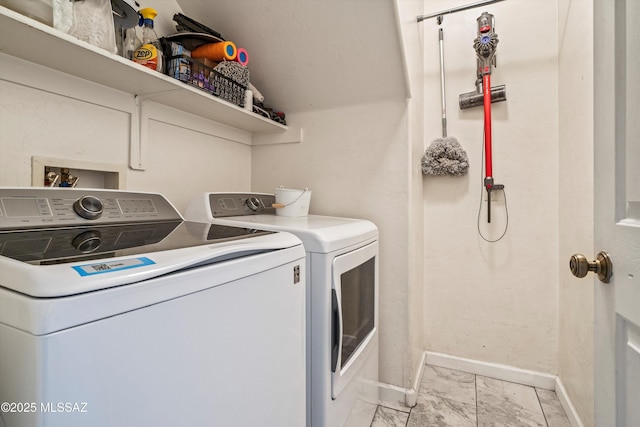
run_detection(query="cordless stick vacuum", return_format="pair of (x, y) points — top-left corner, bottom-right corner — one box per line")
(474, 12), (504, 223)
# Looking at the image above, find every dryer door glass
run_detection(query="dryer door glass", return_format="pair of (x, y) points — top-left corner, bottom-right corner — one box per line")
(339, 256), (375, 367)
(331, 240), (378, 400)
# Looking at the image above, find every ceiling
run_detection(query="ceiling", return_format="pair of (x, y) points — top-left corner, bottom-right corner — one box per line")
(176, 0), (409, 114)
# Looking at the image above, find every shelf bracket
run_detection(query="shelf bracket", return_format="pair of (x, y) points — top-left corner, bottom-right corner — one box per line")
(129, 90), (180, 171)
(129, 94), (146, 170)
(252, 127), (303, 145)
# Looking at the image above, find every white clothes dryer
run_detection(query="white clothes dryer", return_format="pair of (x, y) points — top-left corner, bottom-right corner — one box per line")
(0, 187), (306, 427)
(185, 192), (379, 427)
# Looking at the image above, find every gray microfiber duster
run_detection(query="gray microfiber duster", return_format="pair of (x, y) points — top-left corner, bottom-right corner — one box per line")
(424, 29), (470, 177)
(421, 137), (469, 176)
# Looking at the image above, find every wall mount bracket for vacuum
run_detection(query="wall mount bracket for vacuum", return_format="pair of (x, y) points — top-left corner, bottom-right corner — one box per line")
(417, 0), (507, 24)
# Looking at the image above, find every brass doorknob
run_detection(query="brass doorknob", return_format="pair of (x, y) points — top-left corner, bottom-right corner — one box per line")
(569, 251), (613, 283)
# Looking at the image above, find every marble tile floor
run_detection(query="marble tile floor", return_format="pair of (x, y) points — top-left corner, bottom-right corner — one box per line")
(371, 365), (571, 427)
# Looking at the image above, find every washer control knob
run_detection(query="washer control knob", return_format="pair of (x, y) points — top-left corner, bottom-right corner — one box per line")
(246, 197), (261, 212)
(73, 195), (104, 220)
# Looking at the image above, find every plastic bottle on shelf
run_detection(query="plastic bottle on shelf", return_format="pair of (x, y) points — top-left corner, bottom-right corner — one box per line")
(123, 27), (139, 60)
(132, 8), (163, 72)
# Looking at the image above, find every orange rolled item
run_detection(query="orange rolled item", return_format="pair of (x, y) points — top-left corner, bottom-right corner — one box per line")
(191, 41), (237, 62)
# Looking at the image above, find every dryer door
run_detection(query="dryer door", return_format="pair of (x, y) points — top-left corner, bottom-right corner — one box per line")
(331, 241), (378, 399)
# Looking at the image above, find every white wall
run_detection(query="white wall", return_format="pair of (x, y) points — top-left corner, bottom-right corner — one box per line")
(558, 0), (594, 425)
(127, 105), (252, 210)
(0, 56), (130, 183)
(421, 0), (560, 374)
(0, 54), (252, 210)
(395, 0), (427, 397)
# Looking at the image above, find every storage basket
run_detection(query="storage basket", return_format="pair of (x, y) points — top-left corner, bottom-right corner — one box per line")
(166, 54), (214, 93)
(211, 61), (249, 107)
(165, 54), (249, 107)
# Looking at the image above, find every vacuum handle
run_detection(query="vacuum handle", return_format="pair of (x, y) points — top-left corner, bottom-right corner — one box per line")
(483, 73), (493, 178)
(439, 28), (447, 138)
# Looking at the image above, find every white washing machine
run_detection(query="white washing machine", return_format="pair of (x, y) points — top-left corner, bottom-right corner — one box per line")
(0, 187), (306, 427)
(185, 192), (379, 427)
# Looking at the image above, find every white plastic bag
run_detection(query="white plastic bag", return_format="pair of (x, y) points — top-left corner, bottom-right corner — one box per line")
(53, 0), (117, 54)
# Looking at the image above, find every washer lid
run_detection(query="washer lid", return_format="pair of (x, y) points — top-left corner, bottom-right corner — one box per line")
(0, 221), (303, 298)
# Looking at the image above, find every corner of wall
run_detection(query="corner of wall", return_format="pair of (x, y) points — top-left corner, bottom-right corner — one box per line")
(555, 376), (586, 427)
(377, 351), (426, 408)
(394, 0), (426, 394)
(557, 0), (595, 426)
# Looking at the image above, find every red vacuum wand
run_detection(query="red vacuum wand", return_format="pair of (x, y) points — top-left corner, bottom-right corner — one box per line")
(474, 12), (503, 222)
(483, 73), (493, 181)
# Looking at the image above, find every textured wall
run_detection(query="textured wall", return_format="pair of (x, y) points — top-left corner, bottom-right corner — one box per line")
(395, 0), (427, 395)
(421, 0), (560, 374)
(558, 0), (594, 425)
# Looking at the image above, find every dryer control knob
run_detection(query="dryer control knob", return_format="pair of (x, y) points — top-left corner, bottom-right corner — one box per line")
(246, 197), (261, 212)
(73, 195), (104, 220)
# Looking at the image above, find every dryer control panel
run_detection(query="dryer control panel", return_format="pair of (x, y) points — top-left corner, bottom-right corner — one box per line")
(208, 193), (276, 217)
(0, 188), (182, 229)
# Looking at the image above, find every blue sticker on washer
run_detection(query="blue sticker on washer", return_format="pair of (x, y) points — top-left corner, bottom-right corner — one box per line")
(72, 257), (155, 276)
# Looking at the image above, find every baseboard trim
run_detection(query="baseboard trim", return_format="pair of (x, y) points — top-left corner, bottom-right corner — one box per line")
(424, 351), (557, 390)
(377, 351), (584, 427)
(377, 351), (426, 409)
(555, 376), (585, 427)
(405, 351), (426, 407)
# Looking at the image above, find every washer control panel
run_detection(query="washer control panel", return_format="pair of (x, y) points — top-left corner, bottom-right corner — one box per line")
(73, 195), (105, 220)
(208, 193), (276, 217)
(0, 188), (182, 229)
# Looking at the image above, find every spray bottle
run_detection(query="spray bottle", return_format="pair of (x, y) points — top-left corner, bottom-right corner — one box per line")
(133, 8), (163, 72)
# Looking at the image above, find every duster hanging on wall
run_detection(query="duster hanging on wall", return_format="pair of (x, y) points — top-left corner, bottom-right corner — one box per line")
(422, 28), (469, 177)
(421, 138), (469, 176)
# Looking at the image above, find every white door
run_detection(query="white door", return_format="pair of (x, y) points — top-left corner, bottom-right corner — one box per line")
(592, 0), (640, 426)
